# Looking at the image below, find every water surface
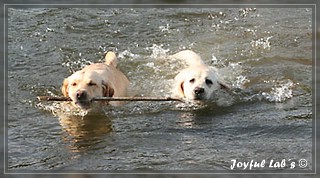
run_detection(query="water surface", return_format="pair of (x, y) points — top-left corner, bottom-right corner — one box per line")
(7, 7), (313, 172)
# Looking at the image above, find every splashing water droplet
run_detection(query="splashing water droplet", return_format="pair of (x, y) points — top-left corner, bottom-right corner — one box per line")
(262, 79), (295, 102)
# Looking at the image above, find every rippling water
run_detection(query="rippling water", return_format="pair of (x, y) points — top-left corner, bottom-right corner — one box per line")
(7, 7), (313, 172)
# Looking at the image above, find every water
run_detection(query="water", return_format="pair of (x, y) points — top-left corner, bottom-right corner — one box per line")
(6, 7), (313, 172)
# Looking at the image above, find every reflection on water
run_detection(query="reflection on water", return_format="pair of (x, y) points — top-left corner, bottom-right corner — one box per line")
(58, 113), (112, 153)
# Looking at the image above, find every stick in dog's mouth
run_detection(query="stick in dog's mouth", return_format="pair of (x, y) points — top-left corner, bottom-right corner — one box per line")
(37, 96), (184, 102)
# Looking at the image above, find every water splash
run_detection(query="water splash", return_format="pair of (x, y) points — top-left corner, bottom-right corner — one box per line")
(61, 56), (92, 73)
(262, 79), (295, 102)
(242, 79), (296, 103)
(118, 49), (140, 60)
(146, 44), (170, 59)
(239, 8), (257, 18)
(219, 61), (249, 90)
(250, 36), (273, 49)
(159, 23), (171, 33)
(233, 75), (250, 89)
(36, 101), (107, 117)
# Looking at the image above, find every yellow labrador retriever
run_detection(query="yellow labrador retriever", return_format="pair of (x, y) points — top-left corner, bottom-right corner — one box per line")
(61, 51), (129, 110)
(171, 50), (230, 101)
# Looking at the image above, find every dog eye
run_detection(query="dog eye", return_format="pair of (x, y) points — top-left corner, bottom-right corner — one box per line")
(71, 82), (77, 86)
(205, 79), (213, 85)
(88, 81), (97, 86)
(189, 78), (195, 83)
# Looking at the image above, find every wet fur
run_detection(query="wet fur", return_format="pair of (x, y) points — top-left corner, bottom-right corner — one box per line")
(61, 51), (129, 110)
(171, 50), (230, 101)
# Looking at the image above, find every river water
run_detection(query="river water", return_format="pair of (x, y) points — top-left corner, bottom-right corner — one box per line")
(6, 7), (314, 174)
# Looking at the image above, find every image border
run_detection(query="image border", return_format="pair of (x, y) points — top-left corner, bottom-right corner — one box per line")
(3, 2), (317, 175)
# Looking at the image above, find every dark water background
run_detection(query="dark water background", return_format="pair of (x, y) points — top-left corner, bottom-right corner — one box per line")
(2, 1), (319, 178)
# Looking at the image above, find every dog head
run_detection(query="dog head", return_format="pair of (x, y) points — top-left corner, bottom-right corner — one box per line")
(173, 66), (229, 100)
(61, 70), (114, 110)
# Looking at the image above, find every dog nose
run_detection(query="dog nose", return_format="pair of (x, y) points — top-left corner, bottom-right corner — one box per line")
(76, 90), (87, 100)
(194, 87), (205, 95)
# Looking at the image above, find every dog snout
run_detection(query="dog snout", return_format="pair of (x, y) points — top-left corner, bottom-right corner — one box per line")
(194, 87), (205, 95)
(76, 90), (88, 100)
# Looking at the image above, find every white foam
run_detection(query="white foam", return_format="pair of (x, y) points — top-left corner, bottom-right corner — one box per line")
(262, 79), (295, 102)
(61, 58), (92, 73)
(250, 36), (273, 49)
(146, 44), (170, 59)
(159, 23), (171, 33)
(118, 49), (140, 60)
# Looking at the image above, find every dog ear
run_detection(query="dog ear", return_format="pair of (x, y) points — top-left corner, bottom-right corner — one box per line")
(178, 81), (185, 98)
(173, 71), (187, 98)
(102, 81), (115, 97)
(61, 78), (69, 97)
(104, 51), (117, 67)
(172, 80), (185, 98)
(218, 81), (231, 91)
(212, 68), (231, 91)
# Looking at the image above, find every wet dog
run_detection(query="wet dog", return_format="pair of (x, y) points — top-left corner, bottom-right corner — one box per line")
(61, 51), (130, 111)
(171, 50), (230, 101)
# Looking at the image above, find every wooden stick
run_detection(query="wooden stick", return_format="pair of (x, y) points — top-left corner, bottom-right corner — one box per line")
(37, 96), (72, 101)
(37, 96), (184, 102)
